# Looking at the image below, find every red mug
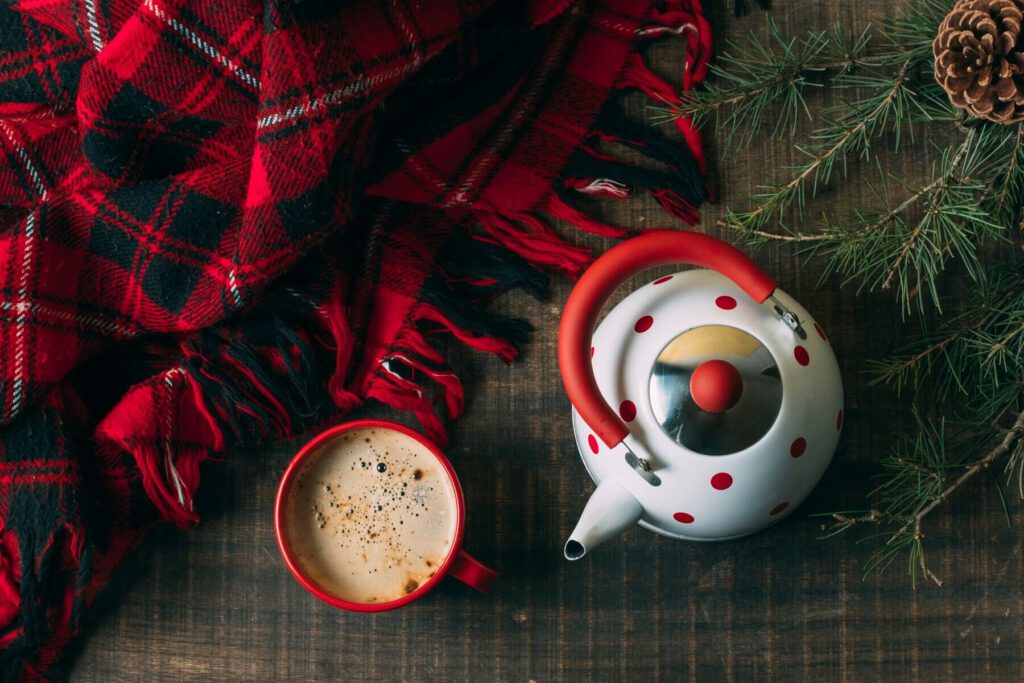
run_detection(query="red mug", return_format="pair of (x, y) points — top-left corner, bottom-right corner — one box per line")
(274, 419), (497, 611)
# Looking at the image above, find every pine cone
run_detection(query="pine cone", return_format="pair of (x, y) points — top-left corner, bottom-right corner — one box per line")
(934, 0), (1024, 124)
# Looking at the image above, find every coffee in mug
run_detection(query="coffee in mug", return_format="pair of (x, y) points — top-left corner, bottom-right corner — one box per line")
(275, 420), (496, 611)
(284, 426), (457, 603)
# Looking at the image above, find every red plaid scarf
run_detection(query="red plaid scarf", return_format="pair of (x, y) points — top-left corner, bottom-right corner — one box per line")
(0, 0), (714, 677)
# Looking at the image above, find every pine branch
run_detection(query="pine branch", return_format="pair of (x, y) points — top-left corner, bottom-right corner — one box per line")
(652, 21), (874, 149)
(676, 2), (986, 315)
(869, 329), (971, 393)
(990, 124), (1024, 222)
(988, 321), (1024, 360)
(739, 124), (1006, 315)
(720, 60), (927, 235)
(868, 267), (1024, 397)
(715, 222), (832, 242)
(901, 409), (1024, 538)
(877, 130), (977, 291)
(880, 409), (1024, 587)
(827, 265), (1024, 585)
(881, 0), (962, 65)
(820, 407), (1024, 588)
(734, 130), (975, 245)
(671, 0), (1024, 586)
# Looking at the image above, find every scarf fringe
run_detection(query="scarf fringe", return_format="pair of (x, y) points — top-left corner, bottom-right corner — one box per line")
(176, 294), (346, 448)
(318, 280), (363, 412)
(558, 145), (706, 227)
(365, 370), (447, 446)
(0, 401), (91, 678)
(177, 222), (545, 462)
(641, 0), (712, 89)
(356, 0), (723, 443)
(619, 52), (677, 105)
(473, 208), (593, 278)
(191, 0), (716, 453)
(551, 5), (713, 231)
(364, 227), (542, 446)
(542, 193), (630, 238)
(116, 0), (718, 523)
(3, 520), (88, 680)
(135, 320), (346, 529)
(366, 299), (487, 447)
(619, 2), (711, 176)
(432, 227), (551, 301)
(132, 439), (203, 529)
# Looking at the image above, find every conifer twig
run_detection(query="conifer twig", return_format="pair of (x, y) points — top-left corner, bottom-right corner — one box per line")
(900, 408), (1024, 538)
(879, 128), (976, 291)
(720, 60), (913, 233)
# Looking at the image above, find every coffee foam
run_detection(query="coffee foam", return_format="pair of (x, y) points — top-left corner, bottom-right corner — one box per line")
(284, 427), (458, 604)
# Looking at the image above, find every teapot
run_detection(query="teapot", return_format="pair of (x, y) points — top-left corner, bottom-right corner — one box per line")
(559, 230), (842, 560)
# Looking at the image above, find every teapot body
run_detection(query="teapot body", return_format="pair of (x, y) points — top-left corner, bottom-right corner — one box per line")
(571, 269), (843, 541)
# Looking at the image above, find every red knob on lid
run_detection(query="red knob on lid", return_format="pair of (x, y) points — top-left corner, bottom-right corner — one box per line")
(689, 360), (743, 414)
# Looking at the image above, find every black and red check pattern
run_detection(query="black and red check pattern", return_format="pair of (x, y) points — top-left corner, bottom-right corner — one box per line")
(0, 0), (713, 676)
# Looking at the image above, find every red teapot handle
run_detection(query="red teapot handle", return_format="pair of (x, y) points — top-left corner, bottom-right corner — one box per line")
(558, 229), (777, 448)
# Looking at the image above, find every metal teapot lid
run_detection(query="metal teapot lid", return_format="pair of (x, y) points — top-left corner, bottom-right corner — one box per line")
(649, 325), (782, 455)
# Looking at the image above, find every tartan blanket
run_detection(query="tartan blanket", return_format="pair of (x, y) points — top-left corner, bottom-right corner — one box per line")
(0, 0), (714, 677)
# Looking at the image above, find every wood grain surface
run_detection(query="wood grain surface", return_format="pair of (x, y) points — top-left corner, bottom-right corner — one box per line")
(70, 2), (1024, 681)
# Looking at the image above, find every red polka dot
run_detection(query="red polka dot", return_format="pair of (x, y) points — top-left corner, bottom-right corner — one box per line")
(653, 275), (673, 285)
(770, 501), (789, 516)
(619, 400), (637, 422)
(814, 322), (827, 341)
(590, 346), (595, 359)
(836, 409), (844, 431)
(710, 472), (733, 490)
(715, 295), (737, 310)
(587, 434), (599, 454)
(634, 315), (654, 333)
(673, 512), (695, 524)
(790, 437), (807, 458)
(794, 346), (810, 366)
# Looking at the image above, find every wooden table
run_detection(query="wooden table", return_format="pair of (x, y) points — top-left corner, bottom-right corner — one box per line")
(70, 2), (1024, 680)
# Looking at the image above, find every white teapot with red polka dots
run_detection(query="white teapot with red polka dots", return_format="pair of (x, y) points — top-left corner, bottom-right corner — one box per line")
(559, 230), (842, 560)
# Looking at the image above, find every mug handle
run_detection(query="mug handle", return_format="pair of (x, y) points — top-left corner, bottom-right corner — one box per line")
(447, 549), (498, 592)
(558, 229), (777, 450)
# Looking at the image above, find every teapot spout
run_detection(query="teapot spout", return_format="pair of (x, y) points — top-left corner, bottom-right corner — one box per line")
(564, 479), (643, 561)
